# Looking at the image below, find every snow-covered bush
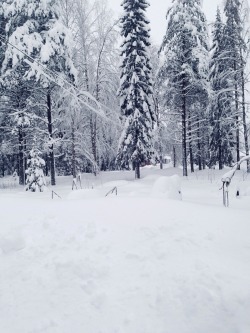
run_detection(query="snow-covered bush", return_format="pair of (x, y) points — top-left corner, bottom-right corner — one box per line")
(26, 149), (46, 192)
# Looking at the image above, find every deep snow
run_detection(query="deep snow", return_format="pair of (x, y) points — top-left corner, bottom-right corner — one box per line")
(0, 167), (250, 333)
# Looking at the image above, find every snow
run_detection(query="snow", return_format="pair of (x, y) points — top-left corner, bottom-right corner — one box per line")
(0, 167), (250, 333)
(68, 188), (103, 200)
(151, 175), (182, 200)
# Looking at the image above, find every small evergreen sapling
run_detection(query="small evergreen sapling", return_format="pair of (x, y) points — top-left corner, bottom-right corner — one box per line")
(26, 149), (46, 192)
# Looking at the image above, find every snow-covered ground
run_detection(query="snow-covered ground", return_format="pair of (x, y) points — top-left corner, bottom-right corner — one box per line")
(0, 167), (250, 333)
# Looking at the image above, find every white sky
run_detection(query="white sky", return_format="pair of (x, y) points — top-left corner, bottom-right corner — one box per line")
(107, 0), (249, 45)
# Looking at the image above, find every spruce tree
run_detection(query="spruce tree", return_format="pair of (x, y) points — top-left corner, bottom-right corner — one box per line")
(116, 0), (156, 179)
(159, 0), (209, 176)
(209, 8), (235, 169)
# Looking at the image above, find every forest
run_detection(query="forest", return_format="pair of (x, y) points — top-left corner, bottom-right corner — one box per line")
(0, 0), (249, 186)
(1, 2), (250, 332)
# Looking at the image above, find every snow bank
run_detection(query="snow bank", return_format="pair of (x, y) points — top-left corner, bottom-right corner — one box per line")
(1, 169), (250, 333)
(68, 188), (103, 200)
(151, 175), (182, 200)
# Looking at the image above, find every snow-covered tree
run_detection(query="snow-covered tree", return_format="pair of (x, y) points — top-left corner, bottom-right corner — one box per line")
(2, 0), (76, 82)
(26, 148), (46, 192)
(1, 2), (28, 184)
(209, 8), (235, 169)
(116, 0), (156, 179)
(1, 0), (77, 185)
(1, 0), (122, 180)
(223, 0), (245, 165)
(84, 0), (120, 174)
(159, 0), (209, 176)
(239, 1), (250, 172)
(60, 0), (120, 174)
(0, 4), (6, 70)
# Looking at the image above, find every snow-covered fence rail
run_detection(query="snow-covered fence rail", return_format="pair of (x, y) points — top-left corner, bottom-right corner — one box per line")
(221, 156), (250, 207)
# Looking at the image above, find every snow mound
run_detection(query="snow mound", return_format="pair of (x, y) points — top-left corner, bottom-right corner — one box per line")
(236, 182), (250, 197)
(151, 175), (182, 200)
(68, 189), (103, 200)
(0, 235), (26, 254)
(103, 180), (128, 188)
(142, 174), (160, 182)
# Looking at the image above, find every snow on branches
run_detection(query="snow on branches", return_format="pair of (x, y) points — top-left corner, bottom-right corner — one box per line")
(26, 148), (46, 192)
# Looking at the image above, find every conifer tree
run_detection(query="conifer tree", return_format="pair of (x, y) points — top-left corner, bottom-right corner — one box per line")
(223, 0), (244, 166)
(159, 0), (209, 176)
(116, 0), (156, 179)
(209, 8), (234, 169)
(26, 148), (46, 192)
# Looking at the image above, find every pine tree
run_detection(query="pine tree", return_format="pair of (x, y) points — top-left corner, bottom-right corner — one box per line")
(26, 148), (46, 192)
(209, 8), (235, 169)
(116, 0), (156, 179)
(159, 0), (209, 176)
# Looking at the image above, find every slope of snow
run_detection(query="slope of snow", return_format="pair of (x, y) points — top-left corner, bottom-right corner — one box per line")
(0, 168), (249, 333)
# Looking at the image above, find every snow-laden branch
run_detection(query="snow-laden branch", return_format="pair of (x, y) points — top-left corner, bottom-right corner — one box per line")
(0, 32), (118, 126)
(221, 156), (250, 183)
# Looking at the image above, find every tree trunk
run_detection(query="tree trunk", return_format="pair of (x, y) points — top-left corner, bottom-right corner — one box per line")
(189, 144), (194, 173)
(18, 127), (25, 185)
(173, 146), (176, 168)
(218, 144), (223, 170)
(159, 140), (163, 169)
(160, 155), (163, 170)
(1, 155), (5, 178)
(71, 118), (77, 178)
(158, 125), (163, 169)
(217, 99), (223, 170)
(24, 133), (27, 182)
(159, 141), (163, 169)
(240, 51), (250, 172)
(90, 114), (97, 175)
(47, 91), (56, 185)
(135, 160), (140, 179)
(197, 142), (202, 171)
(202, 152), (206, 170)
(45, 154), (49, 176)
(83, 51), (98, 175)
(234, 60), (240, 169)
(182, 92), (188, 177)
(197, 118), (202, 171)
(188, 119), (194, 173)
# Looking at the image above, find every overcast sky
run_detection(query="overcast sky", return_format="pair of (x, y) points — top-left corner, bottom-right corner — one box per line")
(107, 0), (248, 45)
